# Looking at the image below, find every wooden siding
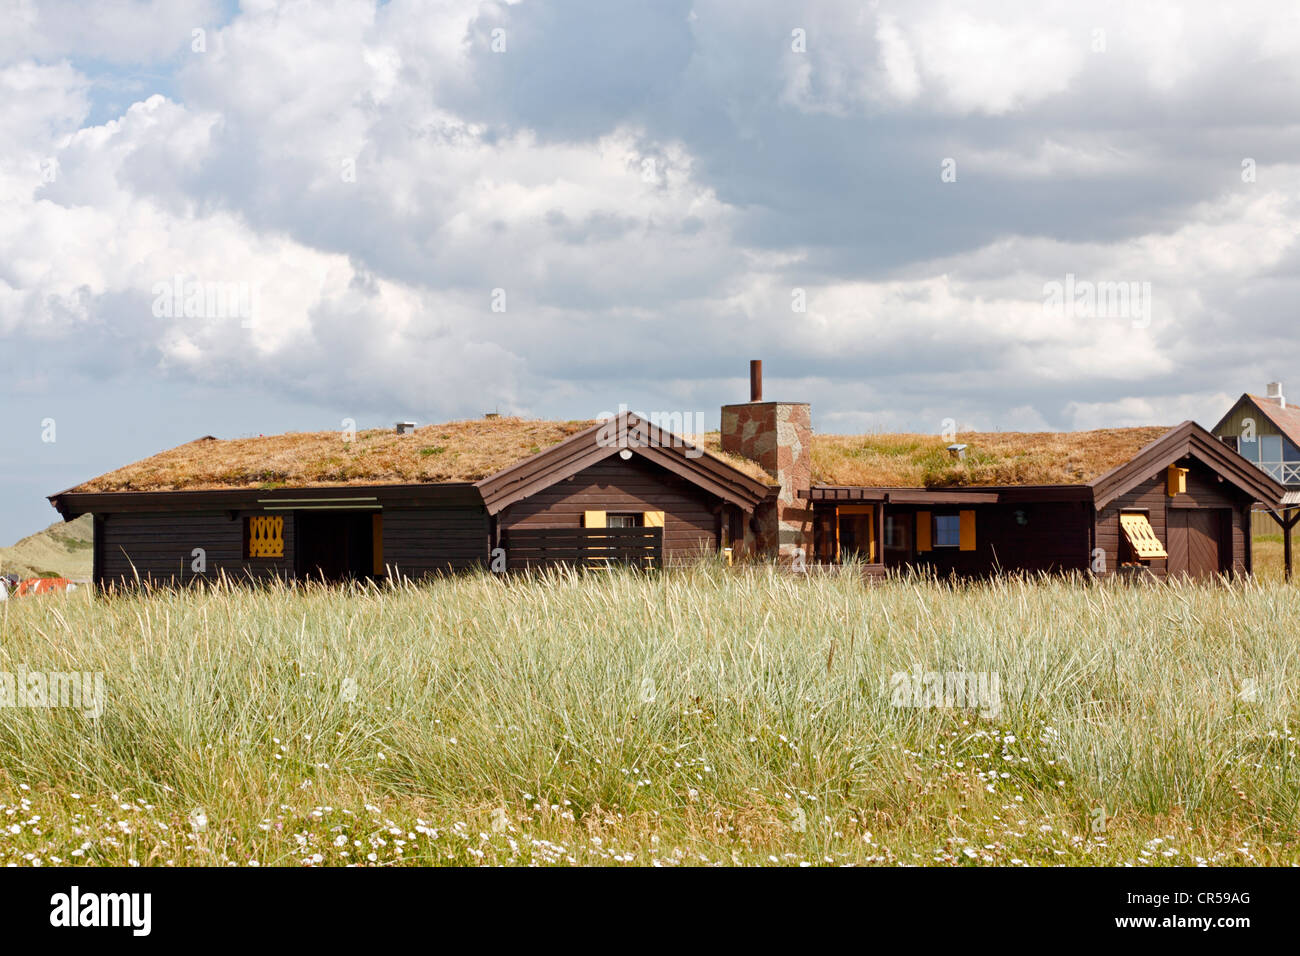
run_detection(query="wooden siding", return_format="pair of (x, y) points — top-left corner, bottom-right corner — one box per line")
(878, 501), (1092, 576)
(97, 509), (294, 585)
(1215, 397), (1285, 443)
(95, 505), (490, 585)
(1095, 460), (1250, 579)
(497, 455), (721, 562)
(380, 507), (490, 576)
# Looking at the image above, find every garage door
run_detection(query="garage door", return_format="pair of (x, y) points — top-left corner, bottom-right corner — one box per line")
(1166, 509), (1227, 580)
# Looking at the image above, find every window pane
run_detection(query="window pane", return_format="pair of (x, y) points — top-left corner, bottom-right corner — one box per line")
(1261, 434), (1282, 462)
(934, 514), (961, 547)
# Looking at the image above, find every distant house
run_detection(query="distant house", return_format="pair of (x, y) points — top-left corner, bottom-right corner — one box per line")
(49, 363), (1286, 587)
(1211, 383), (1300, 487)
(1212, 381), (1300, 574)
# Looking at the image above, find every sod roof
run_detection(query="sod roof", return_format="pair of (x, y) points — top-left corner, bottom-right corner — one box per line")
(61, 419), (1172, 494)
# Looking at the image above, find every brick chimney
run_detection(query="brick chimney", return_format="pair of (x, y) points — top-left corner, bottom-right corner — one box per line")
(1266, 381), (1286, 409)
(721, 360), (813, 562)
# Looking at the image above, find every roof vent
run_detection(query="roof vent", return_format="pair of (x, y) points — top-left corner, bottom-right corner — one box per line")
(395, 421), (416, 435)
(1267, 382), (1285, 408)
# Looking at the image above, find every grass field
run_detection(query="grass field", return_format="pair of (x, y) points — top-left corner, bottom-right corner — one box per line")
(1, 564), (1298, 867)
(1252, 533), (1290, 583)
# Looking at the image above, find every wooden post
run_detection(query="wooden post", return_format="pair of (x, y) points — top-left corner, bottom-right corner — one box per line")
(1263, 505), (1298, 581)
(1287, 508), (1298, 582)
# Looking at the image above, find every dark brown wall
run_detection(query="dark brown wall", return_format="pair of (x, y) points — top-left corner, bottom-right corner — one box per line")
(880, 501), (1092, 576)
(381, 507), (490, 576)
(97, 509), (294, 585)
(95, 505), (490, 585)
(1094, 460), (1251, 578)
(498, 455), (721, 561)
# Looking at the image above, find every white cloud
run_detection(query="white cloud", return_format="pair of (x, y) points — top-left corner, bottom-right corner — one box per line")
(3, 0), (1300, 443)
(911, 11), (1084, 115)
(0, 0), (222, 64)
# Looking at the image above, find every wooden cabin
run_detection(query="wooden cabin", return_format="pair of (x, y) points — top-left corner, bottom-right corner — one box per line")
(48, 413), (773, 585)
(805, 421), (1282, 581)
(48, 365), (1287, 586)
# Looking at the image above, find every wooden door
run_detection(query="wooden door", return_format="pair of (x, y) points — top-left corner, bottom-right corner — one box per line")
(1167, 509), (1226, 580)
(836, 506), (875, 562)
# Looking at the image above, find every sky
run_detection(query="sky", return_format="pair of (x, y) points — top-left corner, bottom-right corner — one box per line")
(2, 0), (1299, 543)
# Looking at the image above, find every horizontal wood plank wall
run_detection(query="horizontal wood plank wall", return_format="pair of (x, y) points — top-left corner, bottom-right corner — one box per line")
(498, 455), (720, 563)
(1095, 462), (1250, 578)
(1095, 479), (1168, 578)
(380, 507), (490, 576)
(97, 510), (294, 585)
(886, 502), (1091, 576)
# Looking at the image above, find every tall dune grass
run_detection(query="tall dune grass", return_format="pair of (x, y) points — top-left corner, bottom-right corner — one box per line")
(1, 565), (1296, 866)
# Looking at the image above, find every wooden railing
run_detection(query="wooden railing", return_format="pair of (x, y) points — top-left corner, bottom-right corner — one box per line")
(1258, 461), (1300, 485)
(501, 526), (663, 570)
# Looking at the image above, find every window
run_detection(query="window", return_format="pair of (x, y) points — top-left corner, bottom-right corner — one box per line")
(1260, 434), (1282, 464)
(934, 514), (961, 548)
(607, 513), (642, 528)
(884, 516), (902, 548)
(1219, 434), (1239, 453)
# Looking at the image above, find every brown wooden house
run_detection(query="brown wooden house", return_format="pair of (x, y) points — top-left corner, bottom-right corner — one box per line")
(804, 421), (1284, 581)
(48, 412), (772, 586)
(48, 364), (1287, 586)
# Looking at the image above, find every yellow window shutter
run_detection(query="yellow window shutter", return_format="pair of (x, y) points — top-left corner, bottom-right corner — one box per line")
(372, 513), (384, 576)
(584, 510), (607, 528)
(643, 511), (664, 527)
(959, 510), (976, 551)
(247, 515), (284, 558)
(916, 511), (932, 552)
(1120, 513), (1168, 558)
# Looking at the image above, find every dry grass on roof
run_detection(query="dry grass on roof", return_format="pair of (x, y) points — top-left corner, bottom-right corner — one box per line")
(66, 418), (1172, 495)
(67, 418), (599, 493)
(810, 427), (1171, 488)
(686, 435), (779, 485)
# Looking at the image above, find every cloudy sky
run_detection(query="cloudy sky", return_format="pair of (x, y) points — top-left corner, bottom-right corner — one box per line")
(2, 0), (1299, 542)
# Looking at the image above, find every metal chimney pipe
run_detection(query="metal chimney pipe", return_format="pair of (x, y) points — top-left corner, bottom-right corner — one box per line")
(750, 359), (762, 402)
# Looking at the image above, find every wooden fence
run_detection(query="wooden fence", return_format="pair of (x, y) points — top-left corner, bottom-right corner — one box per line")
(501, 526), (663, 570)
